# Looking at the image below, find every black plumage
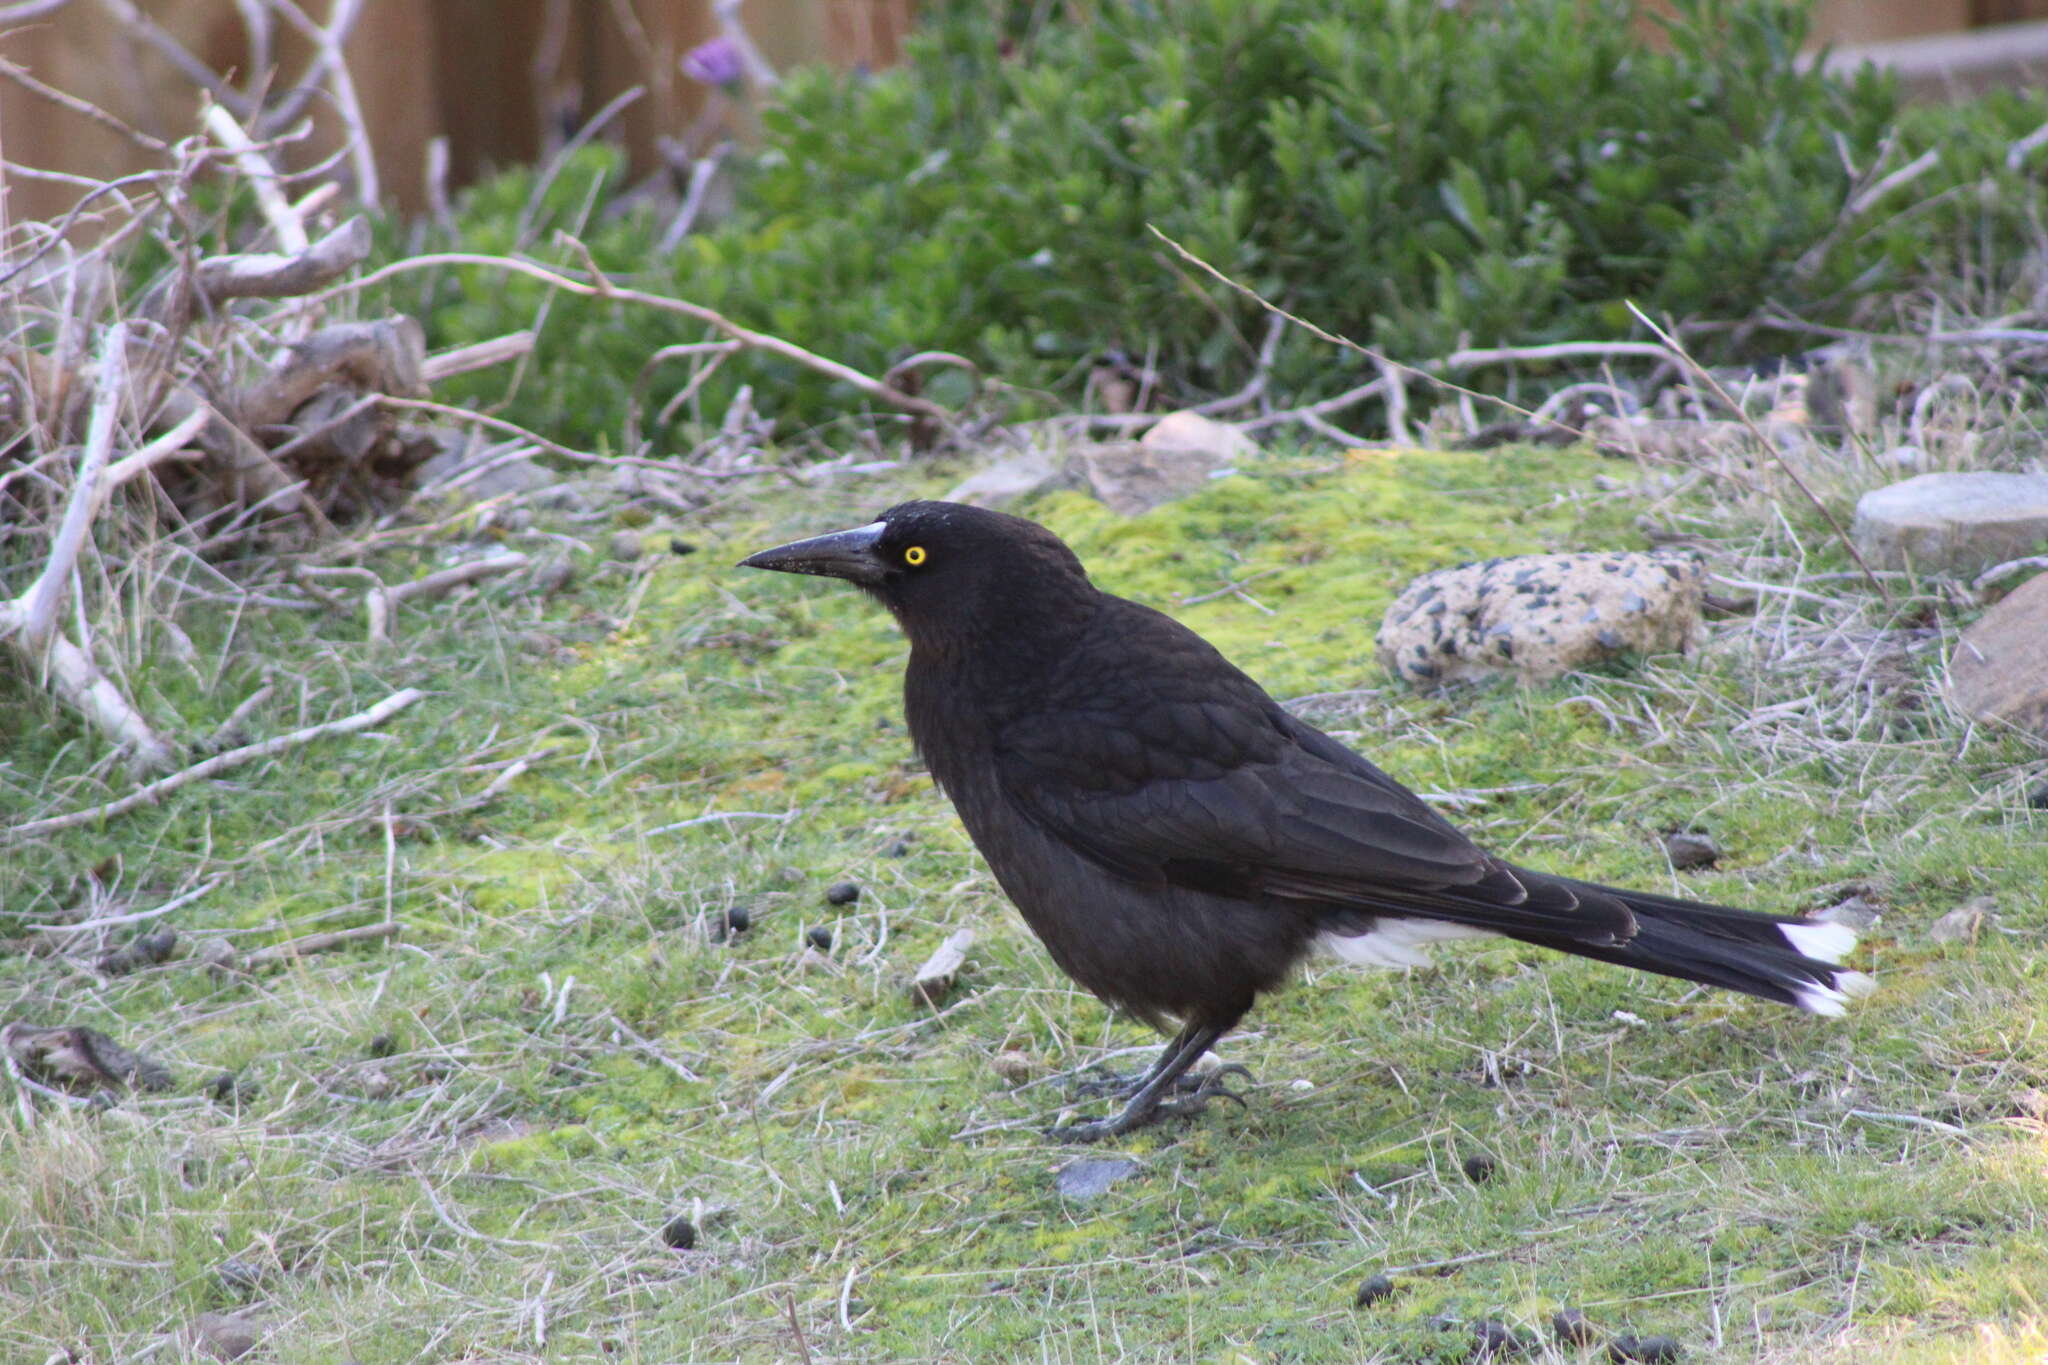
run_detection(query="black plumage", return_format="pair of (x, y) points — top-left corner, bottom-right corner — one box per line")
(740, 500), (1872, 1140)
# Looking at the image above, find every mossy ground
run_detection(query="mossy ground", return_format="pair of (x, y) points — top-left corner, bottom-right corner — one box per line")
(3, 443), (2045, 1362)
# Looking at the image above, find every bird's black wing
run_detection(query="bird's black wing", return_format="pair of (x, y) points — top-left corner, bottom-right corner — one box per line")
(992, 604), (1628, 940)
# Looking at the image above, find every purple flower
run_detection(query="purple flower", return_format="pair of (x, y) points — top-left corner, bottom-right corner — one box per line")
(682, 37), (743, 87)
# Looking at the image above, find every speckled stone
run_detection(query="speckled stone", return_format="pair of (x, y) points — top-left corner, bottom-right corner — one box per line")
(1376, 550), (1705, 686)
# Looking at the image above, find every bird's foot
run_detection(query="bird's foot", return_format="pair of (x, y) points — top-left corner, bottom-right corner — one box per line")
(1049, 1066), (1254, 1143)
(1072, 1061), (1254, 1101)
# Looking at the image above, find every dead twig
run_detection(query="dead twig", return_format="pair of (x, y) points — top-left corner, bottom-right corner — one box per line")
(420, 331), (537, 384)
(201, 102), (309, 252)
(325, 250), (955, 427)
(187, 215), (373, 307)
(0, 52), (168, 152)
(244, 921), (399, 966)
(0, 322), (180, 770)
(366, 552), (528, 648)
(1, 687), (426, 843)
(1625, 302), (1889, 601)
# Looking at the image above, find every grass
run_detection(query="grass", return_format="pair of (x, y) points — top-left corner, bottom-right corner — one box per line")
(2, 438), (2045, 1362)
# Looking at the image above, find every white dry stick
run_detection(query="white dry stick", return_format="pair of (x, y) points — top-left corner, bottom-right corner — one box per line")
(11, 323), (131, 640)
(364, 552), (528, 648)
(420, 331), (537, 384)
(202, 102), (309, 252)
(1, 688), (426, 843)
(92, 407), (209, 513)
(0, 322), (180, 772)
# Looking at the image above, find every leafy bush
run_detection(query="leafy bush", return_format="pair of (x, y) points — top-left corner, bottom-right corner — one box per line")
(398, 0), (2048, 446)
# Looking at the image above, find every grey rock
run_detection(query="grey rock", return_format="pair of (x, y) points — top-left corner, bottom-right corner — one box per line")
(1377, 551), (1705, 686)
(193, 1311), (263, 1361)
(1662, 830), (1719, 870)
(608, 529), (644, 562)
(1813, 896), (1883, 935)
(1139, 410), (1258, 463)
(944, 446), (1072, 509)
(1850, 472), (2048, 575)
(1055, 1156), (1141, 1200)
(1929, 896), (1997, 945)
(1949, 571), (2048, 739)
(1353, 1273), (1397, 1308)
(1073, 438), (1236, 516)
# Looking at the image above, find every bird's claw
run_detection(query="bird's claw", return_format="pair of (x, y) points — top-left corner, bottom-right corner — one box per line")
(1071, 1068), (1149, 1098)
(1048, 1066), (1255, 1142)
(1072, 1060), (1255, 1101)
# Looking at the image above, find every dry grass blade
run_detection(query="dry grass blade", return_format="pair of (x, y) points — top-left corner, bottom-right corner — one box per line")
(1624, 302), (1889, 601)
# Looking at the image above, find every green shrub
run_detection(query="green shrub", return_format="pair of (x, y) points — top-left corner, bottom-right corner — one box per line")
(395, 0), (2048, 447)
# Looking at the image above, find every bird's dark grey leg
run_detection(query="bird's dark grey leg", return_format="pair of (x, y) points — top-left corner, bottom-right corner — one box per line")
(1073, 1022), (1255, 1100)
(1051, 1022), (1248, 1143)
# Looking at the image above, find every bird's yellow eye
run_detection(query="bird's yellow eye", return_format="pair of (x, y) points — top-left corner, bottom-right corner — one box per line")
(904, 545), (928, 566)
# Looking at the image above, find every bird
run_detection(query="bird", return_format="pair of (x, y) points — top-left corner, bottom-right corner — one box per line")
(740, 500), (1873, 1141)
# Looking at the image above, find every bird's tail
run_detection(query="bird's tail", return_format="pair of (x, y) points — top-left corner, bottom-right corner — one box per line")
(1506, 871), (1875, 1016)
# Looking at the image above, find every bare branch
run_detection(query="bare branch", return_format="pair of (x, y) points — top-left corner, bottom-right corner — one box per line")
(243, 921), (398, 966)
(98, 0), (251, 117)
(8, 321), (130, 643)
(366, 552), (528, 648)
(1625, 302), (1888, 601)
(190, 215), (373, 305)
(202, 102), (309, 252)
(1, 688), (427, 843)
(0, 52), (167, 152)
(421, 331), (537, 384)
(325, 251), (956, 427)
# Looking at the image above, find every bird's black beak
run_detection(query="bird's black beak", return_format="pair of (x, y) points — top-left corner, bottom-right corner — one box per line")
(738, 520), (889, 586)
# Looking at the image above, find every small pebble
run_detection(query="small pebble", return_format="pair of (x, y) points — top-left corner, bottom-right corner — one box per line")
(1471, 1320), (1526, 1358)
(366, 1032), (397, 1058)
(1353, 1272), (1396, 1307)
(97, 926), (178, 976)
(805, 925), (834, 951)
(1930, 897), (1995, 945)
(660, 1213), (698, 1250)
(1552, 1308), (1600, 1347)
(669, 539), (698, 557)
(608, 529), (644, 562)
(723, 905), (751, 935)
(989, 1050), (1038, 1084)
(881, 839), (911, 858)
(1461, 1152), (1499, 1184)
(531, 560), (575, 597)
(1608, 1336), (1680, 1362)
(216, 1258), (264, 1293)
(1662, 830), (1719, 870)
(825, 882), (861, 906)
(204, 1071), (252, 1105)
(193, 1311), (262, 1361)
(1054, 1156), (1140, 1200)
(197, 937), (241, 974)
(1813, 896), (1882, 934)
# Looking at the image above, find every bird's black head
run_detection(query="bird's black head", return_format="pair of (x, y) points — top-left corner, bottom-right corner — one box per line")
(739, 500), (1096, 648)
